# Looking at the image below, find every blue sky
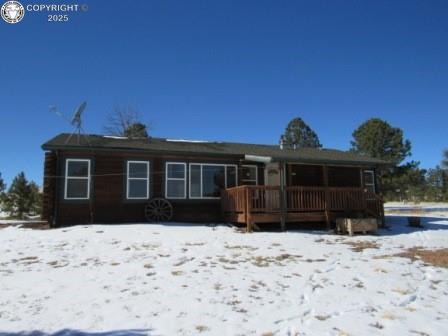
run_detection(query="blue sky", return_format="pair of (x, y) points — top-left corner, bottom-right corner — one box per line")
(1, 0), (447, 186)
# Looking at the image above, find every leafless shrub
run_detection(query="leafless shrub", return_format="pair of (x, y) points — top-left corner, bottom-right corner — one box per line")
(103, 105), (150, 138)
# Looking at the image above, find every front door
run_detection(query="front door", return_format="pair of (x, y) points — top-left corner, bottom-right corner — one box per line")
(264, 163), (280, 186)
(264, 163), (280, 209)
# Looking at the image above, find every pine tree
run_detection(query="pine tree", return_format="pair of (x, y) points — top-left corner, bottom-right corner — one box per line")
(351, 118), (411, 165)
(380, 161), (426, 201)
(0, 173), (6, 206)
(28, 181), (42, 216)
(281, 117), (322, 148)
(425, 166), (447, 201)
(3, 172), (41, 219)
(124, 122), (148, 138)
(0, 173), (5, 195)
(443, 149), (448, 169)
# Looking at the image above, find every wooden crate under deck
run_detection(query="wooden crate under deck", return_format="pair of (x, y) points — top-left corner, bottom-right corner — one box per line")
(335, 218), (378, 236)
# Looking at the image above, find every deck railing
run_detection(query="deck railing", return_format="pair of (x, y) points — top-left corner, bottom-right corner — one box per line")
(222, 185), (384, 220)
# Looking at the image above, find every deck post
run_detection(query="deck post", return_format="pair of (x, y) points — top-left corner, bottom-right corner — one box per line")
(245, 186), (252, 232)
(323, 166), (331, 231)
(279, 161), (287, 231)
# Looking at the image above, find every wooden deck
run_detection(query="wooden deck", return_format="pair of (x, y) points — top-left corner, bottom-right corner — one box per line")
(221, 185), (384, 231)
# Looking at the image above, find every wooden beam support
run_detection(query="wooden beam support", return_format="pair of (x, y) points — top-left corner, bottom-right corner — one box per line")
(279, 161), (287, 231)
(245, 186), (253, 232)
(323, 166), (331, 231)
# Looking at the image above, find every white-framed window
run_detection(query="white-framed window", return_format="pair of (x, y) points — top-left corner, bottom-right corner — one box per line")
(165, 162), (186, 199)
(241, 165), (258, 185)
(189, 163), (237, 199)
(126, 161), (150, 200)
(363, 170), (375, 193)
(64, 159), (91, 200)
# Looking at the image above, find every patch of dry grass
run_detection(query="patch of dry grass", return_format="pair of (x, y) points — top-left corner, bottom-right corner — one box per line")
(47, 260), (69, 268)
(303, 258), (326, 263)
(370, 322), (384, 329)
(382, 312), (399, 320)
(391, 248), (448, 268)
(343, 240), (380, 252)
(409, 330), (430, 336)
(185, 242), (205, 246)
(392, 288), (413, 295)
(252, 256), (270, 267)
(195, 325), (209, 332)
(16, 256), (40, 265)
(224, 244), (258, 251)
(227, 299), (242, 306)
(173, 257), (194, 266)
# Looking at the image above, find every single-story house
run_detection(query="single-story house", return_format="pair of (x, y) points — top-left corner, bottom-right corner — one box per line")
(41, 133), (386, 230)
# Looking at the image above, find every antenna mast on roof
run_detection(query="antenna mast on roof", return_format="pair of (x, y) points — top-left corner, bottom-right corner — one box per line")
(50, 101), (91, 145)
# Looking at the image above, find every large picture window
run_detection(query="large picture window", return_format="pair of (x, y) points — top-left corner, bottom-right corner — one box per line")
(126, 161), (150, 199)
(241, 165), (258, 185)
(165, 162), (186, 199)
(64, 159), (91, 200)
(189, 164), (237, 199)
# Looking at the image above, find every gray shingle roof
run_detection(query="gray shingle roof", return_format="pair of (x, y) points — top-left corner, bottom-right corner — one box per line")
(42, 133), (387, 166)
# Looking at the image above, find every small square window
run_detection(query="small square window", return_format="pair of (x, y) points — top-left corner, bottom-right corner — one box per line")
(64, 159), (90, 200)
(166, 162), (186, 199)
(241, 165), (257, 185)
(126, 161), (149, 200)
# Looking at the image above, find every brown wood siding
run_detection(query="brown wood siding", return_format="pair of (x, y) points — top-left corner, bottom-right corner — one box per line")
(42, 151), (56, 223)
(51, 150), (243, 226)
(43, 150), (379, 226)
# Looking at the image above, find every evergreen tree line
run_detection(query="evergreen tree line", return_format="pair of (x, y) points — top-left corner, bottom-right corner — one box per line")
(0, 172), (42, 219)
(281, 117), (448, 202)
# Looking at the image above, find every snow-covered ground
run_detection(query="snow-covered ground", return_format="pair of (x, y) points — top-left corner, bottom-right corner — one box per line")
(385, 202), (448, 209)
(385, 202), (448, 218)
(1, 215), (448, 336)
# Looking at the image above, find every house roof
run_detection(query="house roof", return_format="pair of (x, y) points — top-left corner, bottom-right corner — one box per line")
(42, 133), (387, 166)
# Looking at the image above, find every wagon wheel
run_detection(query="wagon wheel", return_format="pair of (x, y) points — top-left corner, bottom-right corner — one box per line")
(145, 198), (173, 222)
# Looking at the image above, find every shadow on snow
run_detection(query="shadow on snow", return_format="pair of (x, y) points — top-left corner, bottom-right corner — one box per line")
(378, 215), (448, 236)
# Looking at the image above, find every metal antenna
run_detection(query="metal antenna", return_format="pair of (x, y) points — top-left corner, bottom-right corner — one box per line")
(64, 102), (90, 145)
(50, 105), (69, 122)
